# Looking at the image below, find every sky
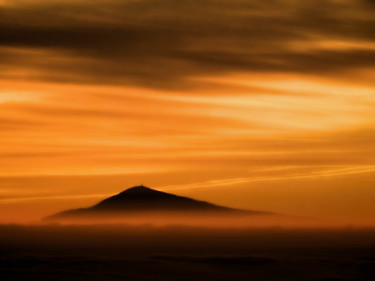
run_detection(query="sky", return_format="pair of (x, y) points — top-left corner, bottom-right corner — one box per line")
(0, 0), (375, 224)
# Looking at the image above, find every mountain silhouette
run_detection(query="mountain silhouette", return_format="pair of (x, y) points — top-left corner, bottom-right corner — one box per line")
(45, 185), (270, 222)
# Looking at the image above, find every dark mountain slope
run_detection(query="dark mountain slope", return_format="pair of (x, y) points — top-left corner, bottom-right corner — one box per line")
(44, 185), (271, 222)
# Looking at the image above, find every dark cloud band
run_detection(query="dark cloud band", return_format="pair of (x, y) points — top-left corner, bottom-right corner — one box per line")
(1, 0), (374, 88)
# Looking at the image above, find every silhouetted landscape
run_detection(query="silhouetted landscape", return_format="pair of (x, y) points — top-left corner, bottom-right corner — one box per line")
(1, 224), (375, 281)
(45, 186), (274, 224)
(0, 186), (373, 280)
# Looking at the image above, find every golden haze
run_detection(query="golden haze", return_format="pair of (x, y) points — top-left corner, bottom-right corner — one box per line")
(0, 0), (375, 225)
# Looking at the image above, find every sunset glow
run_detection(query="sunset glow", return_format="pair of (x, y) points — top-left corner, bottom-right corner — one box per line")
(1, 0), (375, 225)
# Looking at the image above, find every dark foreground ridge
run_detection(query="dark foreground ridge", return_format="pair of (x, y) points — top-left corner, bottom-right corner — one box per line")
(45, 185), (271, 222)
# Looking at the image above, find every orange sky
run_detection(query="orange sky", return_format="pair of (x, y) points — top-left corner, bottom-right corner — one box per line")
(1, 0), (375, 224)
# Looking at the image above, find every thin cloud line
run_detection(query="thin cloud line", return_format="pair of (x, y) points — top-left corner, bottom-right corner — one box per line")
(160, 166), (375, 191)
(2, 166), (375, 204)
(0, 193), (110, 204)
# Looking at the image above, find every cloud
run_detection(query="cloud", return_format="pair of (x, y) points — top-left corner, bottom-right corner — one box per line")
(0, 193), (109, 204)
(1, 0), (375, 88)
(160, 165), (375, 191)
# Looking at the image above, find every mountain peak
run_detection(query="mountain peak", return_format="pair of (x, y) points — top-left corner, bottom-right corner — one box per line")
(121, 185), (154, 193)
(44, 185), (271, 222)
(114, 185), (165, 198)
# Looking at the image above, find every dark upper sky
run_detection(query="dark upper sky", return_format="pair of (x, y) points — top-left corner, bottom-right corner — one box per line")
(1, 0), (375, 89)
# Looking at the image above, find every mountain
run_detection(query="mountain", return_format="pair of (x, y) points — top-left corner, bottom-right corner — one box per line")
(45, 185), (270, 222)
